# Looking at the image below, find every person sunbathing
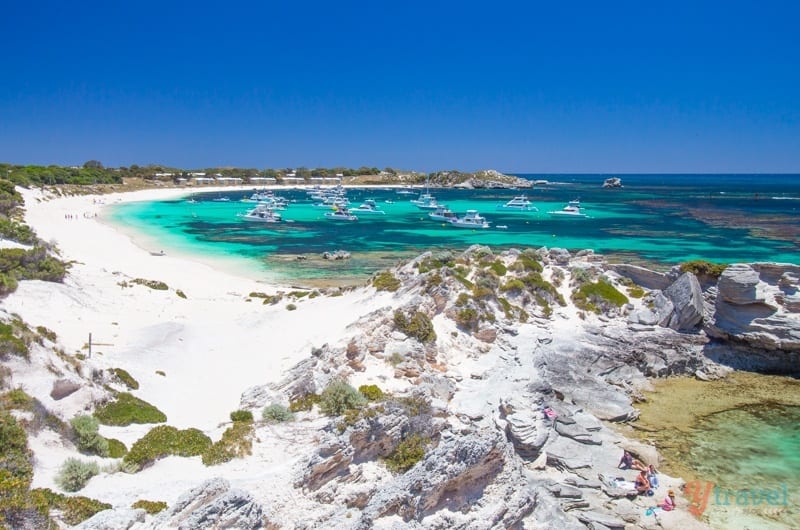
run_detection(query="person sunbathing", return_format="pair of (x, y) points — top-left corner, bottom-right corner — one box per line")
(635, 470), (651, 495)
(660, 489), (676, 511)
(618, 451), (633, 469)
(631, 458), (648, 472)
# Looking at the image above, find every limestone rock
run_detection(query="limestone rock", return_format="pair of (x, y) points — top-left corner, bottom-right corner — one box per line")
(144, 478), (267, 529)
(663, 272), (704, 330)
(718, 264), (762, 304)
(296, 436), (354, 491)
(76, 508), (145, 530)
(505, 411), (550, 458)
(608, 264), (671, 290)
(50, 378), (82, 400)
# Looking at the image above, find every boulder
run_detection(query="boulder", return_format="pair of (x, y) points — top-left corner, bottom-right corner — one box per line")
(608, 264), (671, 291)
(663, 272), (704, 330)
(50, 378), (82, 400)
(505, 411), (550, 458)
(76, 508), (145, 530)
(718, 264), (762, 304)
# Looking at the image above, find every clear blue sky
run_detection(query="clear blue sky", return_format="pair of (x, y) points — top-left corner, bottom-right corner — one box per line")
(1, 0), (798, 172)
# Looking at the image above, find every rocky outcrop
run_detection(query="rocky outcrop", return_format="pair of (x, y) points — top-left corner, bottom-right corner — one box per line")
(143, 478), (267, 529)
(76, 508), (145, 530)
(50, 378), (82, 400)
(608, 264), (672, 290)
(663, 272), (704, 330)
(706, 263), (800, 358)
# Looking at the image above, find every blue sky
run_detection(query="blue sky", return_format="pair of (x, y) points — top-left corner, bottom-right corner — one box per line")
(1, 1), (798, 172)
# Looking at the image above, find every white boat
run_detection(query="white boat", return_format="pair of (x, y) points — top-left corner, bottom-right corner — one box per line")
(350, 199), (385, 215)
(238, 204), (282, 223)
(428, 205), (457, 222)
(212, 197), (230, 202)
(396, 186), (416, 195)
(496, 195), (538, 211)
(548, 202), (588, 218)
(324, 208), (358, 221)
(449, 210), (490, 228)
(410, 193), (440, 210)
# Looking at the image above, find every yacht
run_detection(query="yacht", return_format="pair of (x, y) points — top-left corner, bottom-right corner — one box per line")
(324, 208), (358, 221)
(238, 204), (282, 223)
(449, 210), (490, 229)
(497, 195), (537, 211)
(428, 205), (457, 222)
(350, 199), (385, 215)
(547, 202), (588, 218)
(410, 192), (440, 210)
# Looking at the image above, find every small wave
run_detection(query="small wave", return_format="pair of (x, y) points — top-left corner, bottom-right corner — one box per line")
(771, 196), (800, 200)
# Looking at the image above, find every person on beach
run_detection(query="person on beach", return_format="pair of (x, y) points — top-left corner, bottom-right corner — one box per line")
(647, 464), (659, 488)
(660, 489), (676, 511)
(635, 469), (651, 495)
(632, 458), (648, 472)
(618, 450), (633, 469)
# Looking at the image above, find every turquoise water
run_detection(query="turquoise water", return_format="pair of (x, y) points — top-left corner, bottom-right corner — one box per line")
(109, 174), (800, 284)
(688, 405), (799, 528)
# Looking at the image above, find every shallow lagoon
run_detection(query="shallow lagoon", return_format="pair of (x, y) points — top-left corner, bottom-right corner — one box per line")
(109, 174), (800, 285)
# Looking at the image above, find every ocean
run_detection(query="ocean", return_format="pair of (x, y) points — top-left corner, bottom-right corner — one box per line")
(108, 174), (800, 285)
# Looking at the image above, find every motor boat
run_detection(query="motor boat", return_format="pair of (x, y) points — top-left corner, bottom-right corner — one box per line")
(324, 208), (358, 221)
(496, 195), (537, 211)
(350, 199), (385, 215)
(238, 203), (282, 223)
(428, 205), (457, 222)
(410, 193), (440, 210)
(547, 202), (588, 218)
(449, 210), (490, 228)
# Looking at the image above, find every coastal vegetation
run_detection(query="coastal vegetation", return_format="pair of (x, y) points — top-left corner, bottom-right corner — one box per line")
(372, 271), (401, 292)
(384, 433), (429, 473)
(289, 393), (321, 412)
(123, 425), (211, 471)
(55, 458), (99, 492)
(69, 415), (109, 456)
(679, 259), (728, 279)
(110, 367), (139, 390)
(319, 379), (367, 416)
(131, 499), (167, 514)
(358, 384), (385, 402)
(229, 409), (253, 422)
(571, 279), (629, 314)
(93, 392), (167, 426)
(201, 418), (254, 466)
(262, 404), (294, 423)
(130, 278), (169, 291)
(393, 310), (436, 343)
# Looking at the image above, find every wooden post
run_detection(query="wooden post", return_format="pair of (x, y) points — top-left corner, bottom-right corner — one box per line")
(88, 332), (92, 358)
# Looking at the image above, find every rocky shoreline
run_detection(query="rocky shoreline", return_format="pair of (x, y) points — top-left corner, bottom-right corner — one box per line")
(4, 235), (798, 529)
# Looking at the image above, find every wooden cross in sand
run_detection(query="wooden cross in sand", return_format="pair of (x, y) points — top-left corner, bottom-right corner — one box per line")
(87, 332), (114, 358)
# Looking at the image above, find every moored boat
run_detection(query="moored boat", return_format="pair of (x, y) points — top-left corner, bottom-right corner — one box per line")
(496, 195), (537, 211)
(410, 193), (440, 210)
(238, 203), (282, 223)
(428, 205), (457, 222)
(324, 208), (358, 221)
(350, 199), (385, 215)
(547, 201), (588, 218)
(449, 210), (490, 228)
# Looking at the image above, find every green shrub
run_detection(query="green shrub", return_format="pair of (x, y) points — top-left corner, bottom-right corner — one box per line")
(393, 311), (436, 343)
(229, 410), (253, 422)
(262, 404), (294, 423)
(416, 254), (455, 274)
(571, 279), (629, 314)
(70, 415), (108, 456)
(287, 290), (309, 298)
(94, 393), (167, 426)
(175, 289), (187, 299)
(358, 384), (385, 401)
(155, 370), (166, 377)
(319, 379), (367, 416)
(628, 285), (645, 298)
(35, 326), (57, 342)
(286, 303), (297, 311)
(515, 252), (543, 273)
(131, 278), (169, 290)
(111, 368), (139, 390)
(131, 499), (167, 514)
(123, 425), (211, 471)
(55, 458), (98, 492)
(288, 393), (320, 412)
(679, 260), (728, 278)
(201, 421), (254, 466)
(1, 388), (33, 410)
(454, 307), (480, 330)
(499, 279), (525, 292)
(455, 293), (470, 307)
(372, 271), (400, 292)
(384, 434), (429, 473)
(106, 438), (127, 458)
(30, 488), (111, 526)
(488, 260), (507, 276)
(387, 352), (405, 366)
(0, 322), (29, 359)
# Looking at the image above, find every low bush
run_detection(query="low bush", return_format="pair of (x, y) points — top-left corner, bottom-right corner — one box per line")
(627, 285), (645, 298)
(571, 279), (629, 314)
(70, 415), (108, 456)
(131, 278), (169, 290)
(201, 421), (254, 466)
(386, 352), (405, 366)
(288, 393), (320, 412)
(319, 379), (366, 416)
(94, 392), (167, 426)
(30, 488), (111, 526)
(393, 310), (436, 343)
(106, 438), (127, 458)
(123, 425), (211, 471)
(358, 384), (385, 401)
(0, 322), (29, 359)
(372, 271), (400, 292)
(35, 325), (57, 342)
(285, 303), (297, 311)
(131, 499), (167, 514)
(679, 260), (728, 279)
(487, 259), (507, 276)
(229, 410), (253, 422)
(175, 289), (187, 299)
(111, 368), (139, 390)
(55, 458), (98, 492)
(454, 307), (480, 330)
(384, 434), (428, 473)
(262, 404), (294, 423)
